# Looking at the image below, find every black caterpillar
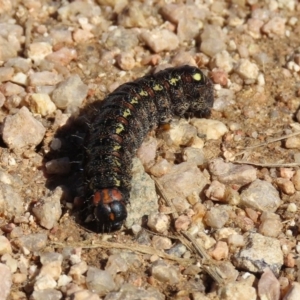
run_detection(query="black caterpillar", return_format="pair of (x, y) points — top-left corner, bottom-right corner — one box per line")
(81, 65), (214, 233)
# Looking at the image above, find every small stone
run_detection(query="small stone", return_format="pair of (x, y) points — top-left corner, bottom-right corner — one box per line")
(32, 186), (63, 229)
(86, 267), (116, 297)
(210, 241), (229, 260)
(149, 159), (172, 177)
(15, 233), (48, 252)
(51, 74), (88, 112)
(235, 59), (259, 81)
(286, 136), (300, 149)
(152, 236), (172, 250)
(0, 236), (12, 255)
(150, 260), (180, 284)
(1, 82), (24, 96)
(209, 158), (257, 186)
(292, 169), (300, 190)
(284, 253), (295, 268)
(233, 232), (283, 275)
(46, 47), (77, 66)
(27, 42), (53, 62)
(211, 50), (234, 73)
(116, 52), (135, 71)
(4, 57), (32, 73)
(0, 67), (14, 82)
(29, 71), (63, 86)
(147, 212), (169, 233)
(0, 182), (24, 219)
(191, 119), (228, 140)
(69, 261), (88, 280)
(240, 179), (281, 212)
(205, 180), (226, 202)
(218, 280), (257, 300)
(200, 25), (226, 57)
(2, 106), (46, 149)
(31, 289), (63, 300)
(34, 274), (57, 291)
(182, 147), (205, 165)
(0, 263), (12, 300)
(29, 93), (56, 116)
(204, 206), (230, 229)
(140, 29), (179, 53)
(228, 234), (245, 248)
(276, 178), (295, 195)
(174, 215), (191, 231)
(136, 136), (158, 170)
(262, 16), (286, 37)
(105, 254), (128, 275)
(283, 282), (300, 300)
(258, 215), (283, 238)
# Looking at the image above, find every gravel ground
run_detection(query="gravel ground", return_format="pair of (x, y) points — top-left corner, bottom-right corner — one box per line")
(1, 0), (300, 299)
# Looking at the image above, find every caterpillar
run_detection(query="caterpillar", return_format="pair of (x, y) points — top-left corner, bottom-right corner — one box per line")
(81, 65), (214, 233)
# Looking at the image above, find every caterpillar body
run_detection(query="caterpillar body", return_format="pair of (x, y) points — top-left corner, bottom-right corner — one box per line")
(81, 65), (214, 233)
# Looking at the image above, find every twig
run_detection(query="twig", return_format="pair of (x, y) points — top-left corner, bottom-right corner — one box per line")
(233, 161), (300, 168)
(50, 240), (195, 266)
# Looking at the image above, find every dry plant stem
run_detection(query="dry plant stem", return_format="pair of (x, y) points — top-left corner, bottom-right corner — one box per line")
(50, 240), (194, 266)
(233, 161), (300, 168)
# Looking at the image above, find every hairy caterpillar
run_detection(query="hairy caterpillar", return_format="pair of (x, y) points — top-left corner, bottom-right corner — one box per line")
(81, 65), (214, 232)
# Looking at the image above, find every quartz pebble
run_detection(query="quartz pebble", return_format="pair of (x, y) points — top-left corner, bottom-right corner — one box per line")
(233, 232), (283, 275)
(209, 158), (257, 186)
(191, 119), (228, 140)
(218, 280), (257, 300)
(150, 260), (180, 284)
(0, 263), (12, 300)
(86, 267), (116, 297)
(284, 282), (300, 300)
(51, 74), (88, 113)
(29, 93), (56, 116)
(2, 107), (46, 150)
(32, 186), (63, 230)
(240, 179), (281, 212)
(204, 206), (230, 229)
(147, 212), (169, 233)
(257, 268), (280, 300)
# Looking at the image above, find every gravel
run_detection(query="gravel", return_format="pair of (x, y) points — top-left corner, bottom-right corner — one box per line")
(1, 0), (300, 299)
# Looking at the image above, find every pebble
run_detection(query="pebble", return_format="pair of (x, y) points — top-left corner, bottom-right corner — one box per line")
(191, 119), (228, 140)
(228, 234), (245, 248)
(0, 66), (14, 82)
(286, 136), (300, 149)
(283, 282), (300, 300)
(166, 243), (187, 258)
(233, 232), (283, 275)
(218, 280), (257, 300)
(258, 214), (283, 238)
(0, 36), (18, 61)
(182, 147), (205, 165)
(150, 260), (180, 284)
(29, 71), (63, 86)
(276, 178), (295, 195)
(257, 268), (280, 300)
(160, 119), (197, 147)
(69, 261), (88, 280)
(32, 186), (63, 230)
(27, 42), (53, 62)
(31, 289), (63, 300)
(15, 233), (48, 252)
(262, 16), (286, 37)
(0, 263), (12, 300)
(86, 267), (116, 297)
(1, 81), (24, 96)
(205, 180), (226, 202)
(46, 47), (77, 66)
(235, 59), (259, 81)
(34, 274), (57, 291)
(200, 25), (226, 57)
(0, 236), (12, 255)
(136, 136), (158, 169)
(140, 29), (179, 53)
(210, 241), (229, 260)
(211, 50), (235, 73)
(2, 106), (46, 149)
(157, 162), (208, 201)
(4, 57), (32, 73)
(149, 159), (172, 177)
(151, 236), (172, 250)
(0, 182), (24, 221)
(240, 179), (281, 212)
(105, 254), (128, 275)
(204, 206), (230, 229)
(125, 158), (158, 229)
(147, 212), (169, 233)
(105, 283), (164, 300)
(51, 74), (88, 112)
(209, 158), (257, 186)
(29, 93), (57, 116)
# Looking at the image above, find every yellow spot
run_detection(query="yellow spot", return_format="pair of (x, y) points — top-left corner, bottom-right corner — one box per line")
(153, 84), (163, 91)
(139, 90), (148, 96)
(123, 108), (131, 118)
(192, 72), (202, 81)
(116, 123), (125, 134)
(113, 145), (121, 151)
(169, 76), (180, 85)
(130, 97), (139, 104)
(113, 178), (121, 186)
(113, 158), (121, 167)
